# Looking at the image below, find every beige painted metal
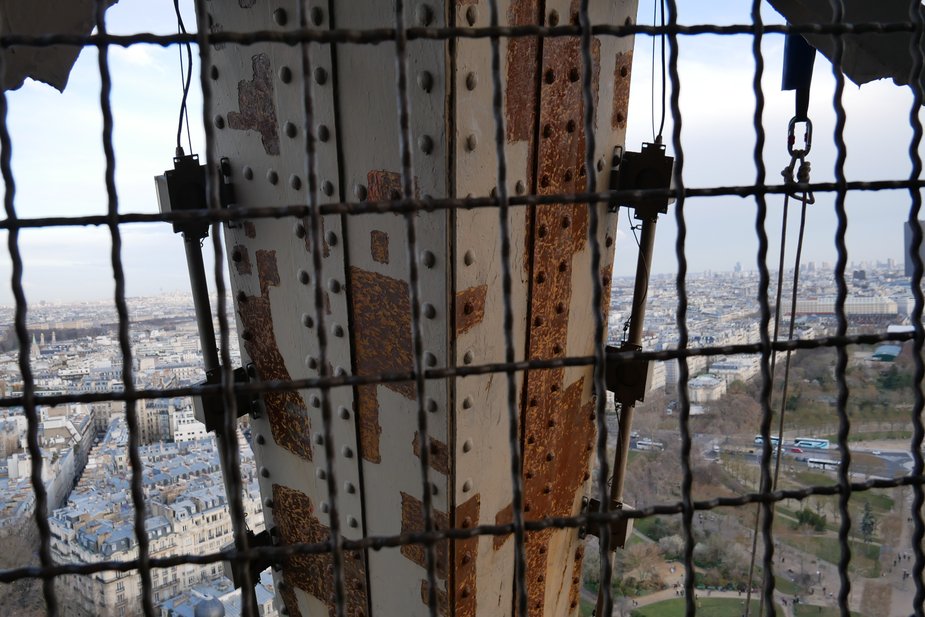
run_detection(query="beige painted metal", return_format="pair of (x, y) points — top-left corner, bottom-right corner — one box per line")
(199, 0), (637, 615)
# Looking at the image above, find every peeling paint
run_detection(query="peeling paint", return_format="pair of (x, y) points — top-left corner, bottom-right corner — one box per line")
(412, 431), (450, 475)
(420, 579), (449, 615)
(493, 502), (513, 550)
(367, 169), (403, 202)
(238, 250), (312, 461)
(455, 284), (488, 336)
(232, 244), (252, 275)
(349, 267), (415, 463)
(400, 491), (449, 578)
(452, 494), (480, 617)
(227, 54), (280, 156)
(612, 50), (633, 129)
(243, 221), (256, 238)
(370, 229), (390, 264)
(505, 0), (541, 145)
(273, 485), (368, 617)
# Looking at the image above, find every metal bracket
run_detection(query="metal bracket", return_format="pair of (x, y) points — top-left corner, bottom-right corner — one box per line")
(223, 528), (277, 589)
(580, 497), (634, 549)
(605, 342), (653, 405)
(608, 141), (674, 219)
(193, 364), (259, 435)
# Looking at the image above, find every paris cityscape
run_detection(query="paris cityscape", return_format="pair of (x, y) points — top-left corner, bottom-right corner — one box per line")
(0, 259), (918, 616)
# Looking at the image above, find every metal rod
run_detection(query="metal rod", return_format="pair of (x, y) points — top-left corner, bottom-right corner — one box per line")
(183, 233), (220, 374)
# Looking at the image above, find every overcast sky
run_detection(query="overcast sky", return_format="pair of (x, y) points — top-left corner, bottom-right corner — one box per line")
(0, 0), (921, 305)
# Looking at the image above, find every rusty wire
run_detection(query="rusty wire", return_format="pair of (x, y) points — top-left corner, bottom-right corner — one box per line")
(0, 7), (924, 617)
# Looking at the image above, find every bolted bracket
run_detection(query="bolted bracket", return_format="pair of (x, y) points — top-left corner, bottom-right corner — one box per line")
(580, 497), (634, 549)
(193, 364), (259, 435)
(609, 141), (674, 219)
(223, 528), (277, 589)
(605, 342), (653, 405)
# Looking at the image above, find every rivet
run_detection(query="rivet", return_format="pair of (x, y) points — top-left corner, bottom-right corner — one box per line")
(562, 215), (571, 228)
(515, 180), (526, 195)
(463, 302), (474, 316)
(273, 8), (287, 26)
(546, 451), (555, 462)
(213, 114), (225, 129)
(463, 250), (475, 266)
(537, 272), (546, 284)
(327, 278), (342, 293)
(417, 71), (434, 93)
(606, 235), (614, 248)
(430, 483), (439, 496)
(566, 119), (576, 133)
(544, 69), (555, 84)
(540, 175), (550, 188)
(331, 323), (344, 337)
(322, 180), (334, 196)
(320, 501), (330, 513)
(538, 224), (548, 238)
(310, 6), (324, 26)
(558, 260), (568, 272)
(342, 446), (354, 458)
(425, 352), (437, 367)
(310, 395), (321, 409)
(314, 432), (324, 445)
(290, 175), (302, 190)
(307, 356), (319, 369)
(465, 5), (478, 26)
(243, 166), (253, 180)
(293, 222), (305, 238)
(542, 124), (552, 138)
(255, 434), (266, 445)
(314, 67), (328, 85)
(298, 270), (310, 285)
(462, 480), (472, 493)
(465, 72), (477, 91)
(316, 468), (326, 480)
(549, 9), (560, 26)
(462, 397), (473, 409)
(231, 249), (243, 263)
(569, 67), (580, 82)
(597, 159), (605, 172)
(348, 516), (359, 528)
(302, 314), (314, 328)
(236, 290), (247, 303)
(556, 302), (565, 314)
(279, 66), (292, 83)
(334, 366), (346, 377)
(267, 170), (279, 185)
(326, 230), (338, 246)
(416, 4), (433, 25)
(465, 134), (477, 152)
(423, 303), (436, 319)
(263, 498), (274, 508)
(462, 439), (473, 453)
(209, 65), (219, 80)
(418, 135), (434, 155)
(345, 482), (356, 494)
(259, 466), (270, 478)
(317, 124), (330, 142)
(241, 329), (253, 341)
(421, 250), (436, 268)
(354, 184), (368, 200)
(285, 121), (298, 138)
(463, 350), (474, 364)
(339, 407), (351, 420)
(426, 399), (438, 413)
(534, 316), (544, 328)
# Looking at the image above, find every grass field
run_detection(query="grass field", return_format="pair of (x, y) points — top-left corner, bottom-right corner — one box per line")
(793, 604), (862, 617)
(630, 597), (768, 616)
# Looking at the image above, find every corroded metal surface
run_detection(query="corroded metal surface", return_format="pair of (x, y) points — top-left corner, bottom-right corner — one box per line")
(455, 284), (488, 336)
(227, 53), (280, 156)
(612, 50), (633, 130)
(413, 431), (450, 475)
(400, 491), (450, 577)
(453, 494), (481, 617)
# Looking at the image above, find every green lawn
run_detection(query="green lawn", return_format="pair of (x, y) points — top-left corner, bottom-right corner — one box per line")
(793, 604), (862, 617)
(631, 598), (768, 616)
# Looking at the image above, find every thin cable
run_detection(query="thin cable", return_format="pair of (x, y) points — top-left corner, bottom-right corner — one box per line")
(657, 0), (667, 142)
(173, 0), (193, 153)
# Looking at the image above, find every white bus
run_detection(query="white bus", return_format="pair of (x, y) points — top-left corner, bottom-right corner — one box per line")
(807, 457), (840, 470)
(754, 435), (781, 447)
(794, 437), (830, 449)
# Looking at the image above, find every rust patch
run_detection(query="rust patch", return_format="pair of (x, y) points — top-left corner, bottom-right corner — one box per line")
(243, 221), (256, 238)
(232, 245), (252, 275)
(238, 250), (312, 461)
(349, 267), (415, 463)
(453, 494), (480, 617)
(455, 284), (487, 336)
(367, 170), (403, 201)
(400, 491), (449, 578)
(420, 579), (449, 615)
(506, 0), (541, 144)
(518, 30), (602, 616)
(370, 230), (390, 264)
(227, 54), (280, 156)
(412, 431), (450, 475)
(273, 485), (368, 617)
(304, 216), (330, 259)
(277, 579), (303, 617)
(493, 502), (513, 550)
(612, 50), (633, 130)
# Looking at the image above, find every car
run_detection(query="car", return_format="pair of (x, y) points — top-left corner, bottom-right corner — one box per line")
(790, 447), (803, 453)
(872, 450), (882, 455)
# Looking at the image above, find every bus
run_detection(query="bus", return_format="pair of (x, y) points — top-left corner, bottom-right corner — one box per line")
(794, 437), (830, 449)
(753, 435), (780, 447)
(807, 457), (840, 470)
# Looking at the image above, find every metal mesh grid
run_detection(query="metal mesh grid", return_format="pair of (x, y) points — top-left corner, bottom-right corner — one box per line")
(0, 2), (923, 617)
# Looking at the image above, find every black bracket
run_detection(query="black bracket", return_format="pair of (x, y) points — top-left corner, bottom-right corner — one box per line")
(198, 364), (259, 435)
(580, 497), (633, 549)
(609, 141), (674, 219)
(226, 528), (278, 589)
(605, 342), (652, 405)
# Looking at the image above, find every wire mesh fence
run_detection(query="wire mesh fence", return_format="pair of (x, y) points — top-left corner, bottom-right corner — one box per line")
(0, 2), (924, 617)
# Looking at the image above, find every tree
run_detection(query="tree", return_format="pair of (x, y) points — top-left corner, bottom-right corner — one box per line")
(860, 500), (877, 543)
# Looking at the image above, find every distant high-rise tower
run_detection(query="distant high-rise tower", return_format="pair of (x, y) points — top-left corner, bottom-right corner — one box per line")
(904, 221), (925, 276)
